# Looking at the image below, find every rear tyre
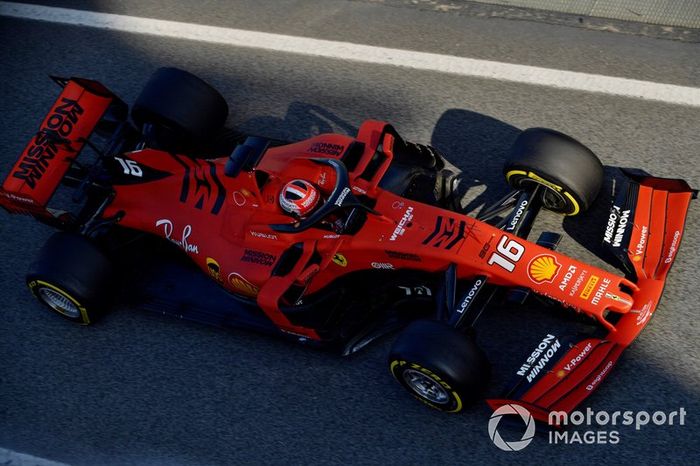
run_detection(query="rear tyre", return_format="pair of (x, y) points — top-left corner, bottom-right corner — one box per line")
(27, 233), (114, 325)
(132, 67), (229, 151)
(388, 320), (490, 412)
(504, 128), (603, 216)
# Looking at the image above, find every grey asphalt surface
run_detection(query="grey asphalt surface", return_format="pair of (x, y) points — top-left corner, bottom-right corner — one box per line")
(1, 1), (699, 465)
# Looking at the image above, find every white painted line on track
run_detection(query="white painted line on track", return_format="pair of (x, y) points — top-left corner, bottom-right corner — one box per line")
(1, 1), (699, 107)
(0, 447), (70, 466)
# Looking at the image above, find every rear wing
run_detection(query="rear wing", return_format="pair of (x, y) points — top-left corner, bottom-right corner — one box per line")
(0, 77), (121, 218)
(488, 170), (696, 423)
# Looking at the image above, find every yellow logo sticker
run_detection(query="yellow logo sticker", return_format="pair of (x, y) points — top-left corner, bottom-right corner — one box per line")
(206, 257), (222, 282)
(332, 253), (348, 267)
(228, 273), (259, 298)
(580, 275), (599, 300)
(528, 254), (561, 284)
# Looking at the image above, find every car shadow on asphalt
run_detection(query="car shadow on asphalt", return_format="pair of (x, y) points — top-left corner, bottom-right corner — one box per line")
(430, 107), (520, 215)
(236, 101), (359, 142)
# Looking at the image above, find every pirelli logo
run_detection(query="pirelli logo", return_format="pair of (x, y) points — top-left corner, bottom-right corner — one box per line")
(580, 275), (599, 300)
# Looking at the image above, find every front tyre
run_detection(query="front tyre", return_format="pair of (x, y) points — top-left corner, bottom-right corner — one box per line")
(504, 128), (604, 216)
(388, 320), (490, 412)
(27, 233), (114, 324)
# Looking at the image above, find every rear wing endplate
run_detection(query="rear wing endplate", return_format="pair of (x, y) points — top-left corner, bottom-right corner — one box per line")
(0, 77), (118, 215)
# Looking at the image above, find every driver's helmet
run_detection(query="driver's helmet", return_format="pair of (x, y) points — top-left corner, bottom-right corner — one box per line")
(279, 179), (321, 217)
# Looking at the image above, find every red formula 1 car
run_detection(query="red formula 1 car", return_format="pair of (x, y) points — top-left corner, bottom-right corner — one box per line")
(1, 68), (695, 420)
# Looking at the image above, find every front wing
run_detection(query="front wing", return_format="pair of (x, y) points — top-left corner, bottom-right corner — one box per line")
(488, 171), (696, 423)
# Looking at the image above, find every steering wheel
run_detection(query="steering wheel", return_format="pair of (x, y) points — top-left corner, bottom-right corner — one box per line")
(270, 158), (374, 233)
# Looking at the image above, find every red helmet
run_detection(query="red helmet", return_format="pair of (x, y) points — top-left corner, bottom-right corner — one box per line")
(279, 179), (321, 217)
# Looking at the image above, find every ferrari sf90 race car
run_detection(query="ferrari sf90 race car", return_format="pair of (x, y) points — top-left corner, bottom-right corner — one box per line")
(1, 68), (695, 421)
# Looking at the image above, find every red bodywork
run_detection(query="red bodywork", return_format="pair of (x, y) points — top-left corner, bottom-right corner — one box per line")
(1, 78), (114, 215)
(1, 78), (694, 422)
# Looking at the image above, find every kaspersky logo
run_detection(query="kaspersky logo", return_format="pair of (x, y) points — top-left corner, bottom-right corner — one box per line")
(527, 254), (561, 284)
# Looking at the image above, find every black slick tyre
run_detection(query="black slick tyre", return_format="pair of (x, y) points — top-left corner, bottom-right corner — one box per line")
(388, 319), (491, 412)
(504, 128), (604, 215)
(26, 233), (114, 324)
(131, 67), (229, 150)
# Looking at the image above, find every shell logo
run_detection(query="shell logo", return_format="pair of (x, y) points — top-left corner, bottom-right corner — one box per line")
(527, 254), (561, 284)
(228, 272), (260, 298)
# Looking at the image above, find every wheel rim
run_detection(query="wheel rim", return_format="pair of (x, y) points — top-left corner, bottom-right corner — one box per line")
(519, 178), (569, 212)
(38, 287), (81, 318)
(402, 368), (450, 404)
(541, 187), (568, 211)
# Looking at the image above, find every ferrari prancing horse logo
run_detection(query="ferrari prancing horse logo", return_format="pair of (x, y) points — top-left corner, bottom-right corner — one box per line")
(332, 253), (348, 267)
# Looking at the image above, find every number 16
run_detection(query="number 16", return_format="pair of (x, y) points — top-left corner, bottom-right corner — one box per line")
(487, 235), (524, 272)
